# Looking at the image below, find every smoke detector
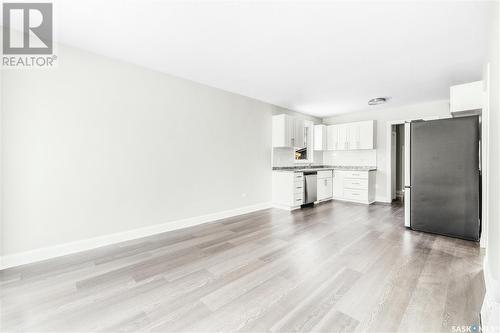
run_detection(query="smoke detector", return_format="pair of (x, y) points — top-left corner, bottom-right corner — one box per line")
(368, 97), (389, 106)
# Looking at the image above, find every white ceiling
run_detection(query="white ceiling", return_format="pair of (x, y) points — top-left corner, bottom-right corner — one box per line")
(18, 1), (500, 117)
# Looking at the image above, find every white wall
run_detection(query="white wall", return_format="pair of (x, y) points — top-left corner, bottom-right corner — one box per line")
(323, 100), (451, 201)
(0, 43), (309, 259)
(482, 1), (500, 326)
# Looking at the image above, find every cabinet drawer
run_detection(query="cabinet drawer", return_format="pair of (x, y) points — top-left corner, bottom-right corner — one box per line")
(344, 178), (368, 190)
(293, 195), (304, 205)
(294, 173), (304, 181)
(294, 181), (304, 191)
(317, 170), (333, 179)
(343, 171), (368, 179)
(344, 189), (368, 201)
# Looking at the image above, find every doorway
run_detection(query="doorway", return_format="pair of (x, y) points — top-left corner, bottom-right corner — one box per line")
(391, 124), (405, 203)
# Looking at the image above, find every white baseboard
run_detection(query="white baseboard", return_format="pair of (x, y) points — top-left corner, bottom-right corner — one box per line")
(0, 202), (272, 270)
(481, 256), (500, 330)
(271, 203), (302, 211)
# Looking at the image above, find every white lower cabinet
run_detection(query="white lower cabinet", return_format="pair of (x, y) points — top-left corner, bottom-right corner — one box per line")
(317, 170), (333, 202)
(272, 171), (304, 210)
(332, 170), (344, 197)
(332, 170), (376, 204)
(272, 169), (375, 209)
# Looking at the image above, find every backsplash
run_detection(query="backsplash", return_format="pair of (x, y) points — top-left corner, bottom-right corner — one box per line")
(272, 147), (323, 167)
(323, 150), (377, 167)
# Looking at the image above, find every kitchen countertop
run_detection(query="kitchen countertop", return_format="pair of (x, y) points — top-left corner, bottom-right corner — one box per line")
(272, 165), (377, 172)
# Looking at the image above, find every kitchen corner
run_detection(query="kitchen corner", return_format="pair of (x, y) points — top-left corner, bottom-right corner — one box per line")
(271, 114), (378, 211)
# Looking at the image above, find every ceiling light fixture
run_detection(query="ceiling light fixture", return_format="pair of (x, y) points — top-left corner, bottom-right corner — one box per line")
(368, 97), (389, 106)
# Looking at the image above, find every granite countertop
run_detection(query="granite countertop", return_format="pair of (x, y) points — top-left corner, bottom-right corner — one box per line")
(272, 165), (377, 172)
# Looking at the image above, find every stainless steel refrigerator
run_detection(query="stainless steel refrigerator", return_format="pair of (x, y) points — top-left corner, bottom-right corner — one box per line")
(404, 116), (480, 241)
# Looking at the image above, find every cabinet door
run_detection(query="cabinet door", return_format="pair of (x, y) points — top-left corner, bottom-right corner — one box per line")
(333, 170), (344, 197)
(293, 118), (305, 148)
(326, 125), (337, 150)
(314, 125), (326, 151)
(359, 120), (375, 149)
(337, 124), (348, 150)
(318, 177), (333, 200)
(348, 123), (360, 150)
(317, 177), (326, 201)
(325, 178), (333, 198)
(282, 115), (290, 147)
(272, 114), (292, 147)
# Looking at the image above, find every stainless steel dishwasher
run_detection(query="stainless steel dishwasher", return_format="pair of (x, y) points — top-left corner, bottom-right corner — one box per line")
(303, 171), (317, 205)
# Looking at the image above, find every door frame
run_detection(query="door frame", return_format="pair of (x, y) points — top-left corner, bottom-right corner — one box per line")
(385, 116), (453, 206)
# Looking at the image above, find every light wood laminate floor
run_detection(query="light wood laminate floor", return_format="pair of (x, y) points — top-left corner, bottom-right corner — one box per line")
(0, 201), (485, 332)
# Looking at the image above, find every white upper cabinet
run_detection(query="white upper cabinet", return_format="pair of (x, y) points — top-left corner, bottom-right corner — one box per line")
(348, 123), (360, 150)
(326, 120), (375, 150)
(272, 114), (292, 147)
(294, 118), (305, 148)
(314, 125), (327, 151)
(337, 124), (348, 150)
(358, 120), (375, 149)
(272, 114), (305, 148)
(450, 81), (483, 114)
(326, 125), (338, 151)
